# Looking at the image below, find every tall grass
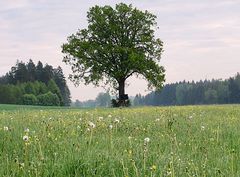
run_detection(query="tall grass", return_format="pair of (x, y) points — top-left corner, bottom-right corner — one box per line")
(0, 105), (239, 176)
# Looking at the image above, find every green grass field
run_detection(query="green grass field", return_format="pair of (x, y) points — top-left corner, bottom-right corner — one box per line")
(0, 104), (239, 176)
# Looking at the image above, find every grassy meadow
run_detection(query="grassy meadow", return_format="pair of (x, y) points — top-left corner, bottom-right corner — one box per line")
(0, 104), (240, 176)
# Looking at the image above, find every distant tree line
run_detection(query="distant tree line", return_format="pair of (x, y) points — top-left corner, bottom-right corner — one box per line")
(133, 73), (240, 106)
(73, 92), (111, 108)
(0, 60), (71, 106)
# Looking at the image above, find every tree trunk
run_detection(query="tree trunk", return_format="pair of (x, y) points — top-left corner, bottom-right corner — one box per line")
(118, 79), (125, 106)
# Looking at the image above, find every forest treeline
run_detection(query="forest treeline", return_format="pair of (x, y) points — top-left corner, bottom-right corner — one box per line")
(133, 73), (240, 106)
(0, 60), (71, 106)
(72, 73), (240, 108)
(73, 92), (111, 108)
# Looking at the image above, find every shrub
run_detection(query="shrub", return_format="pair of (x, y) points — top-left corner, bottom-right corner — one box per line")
(22, 94), (38, 105)
(111, 99), (131, 107)
(37, 92), (60, 106)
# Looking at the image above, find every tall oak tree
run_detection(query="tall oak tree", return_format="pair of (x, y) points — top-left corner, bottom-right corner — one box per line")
(62, 3), (165, 106)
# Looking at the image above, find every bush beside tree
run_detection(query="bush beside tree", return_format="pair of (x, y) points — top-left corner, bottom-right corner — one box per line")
(37, 92), (60, 106)
(22, 94), (38, 105)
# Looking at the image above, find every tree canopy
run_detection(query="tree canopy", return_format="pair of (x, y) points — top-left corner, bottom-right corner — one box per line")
(62, 3), (165, 106)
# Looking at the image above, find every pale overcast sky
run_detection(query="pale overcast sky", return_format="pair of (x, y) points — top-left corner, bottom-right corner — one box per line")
(0, 0), (240, 101)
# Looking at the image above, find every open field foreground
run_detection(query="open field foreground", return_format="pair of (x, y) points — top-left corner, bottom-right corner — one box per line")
(0, 105), (240, 176)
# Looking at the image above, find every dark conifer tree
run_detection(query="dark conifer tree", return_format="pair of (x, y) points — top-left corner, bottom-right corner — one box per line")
(14, 61), (28, 83)
(42, 64), (54, 84)
(53, 66), (71, 106)
(27, 59), (36, 81)
(36, 61), (44, 82)
(229, 77), (240, 103)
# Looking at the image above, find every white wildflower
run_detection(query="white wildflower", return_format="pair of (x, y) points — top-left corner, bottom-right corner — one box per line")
(201, 125), (205, 130)
(108, 114), (112, 118)
(155, 118), (160, 122)
(23, 135), (29, 141)
(98, 117), (103, 121)
(109, 124), (113, 129)
(20, 163), (25, 168)
(3, 126), (9, 131)
(24, 128), (30, 133)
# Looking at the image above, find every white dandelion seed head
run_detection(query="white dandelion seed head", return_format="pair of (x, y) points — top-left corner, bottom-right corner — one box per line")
(3, 126), (9, 131)
(167, 171), (172, 176)
(144, 137), (150, 143)
(23, 135), (29, 141)
(88, 121), (96, 129)
(114, 118), (120, 123)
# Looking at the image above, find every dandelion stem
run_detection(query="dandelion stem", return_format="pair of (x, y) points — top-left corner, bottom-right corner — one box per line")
(132, 160), (139, 177)
(89, 129), (93, 146)
(232, 152), (234, 175)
